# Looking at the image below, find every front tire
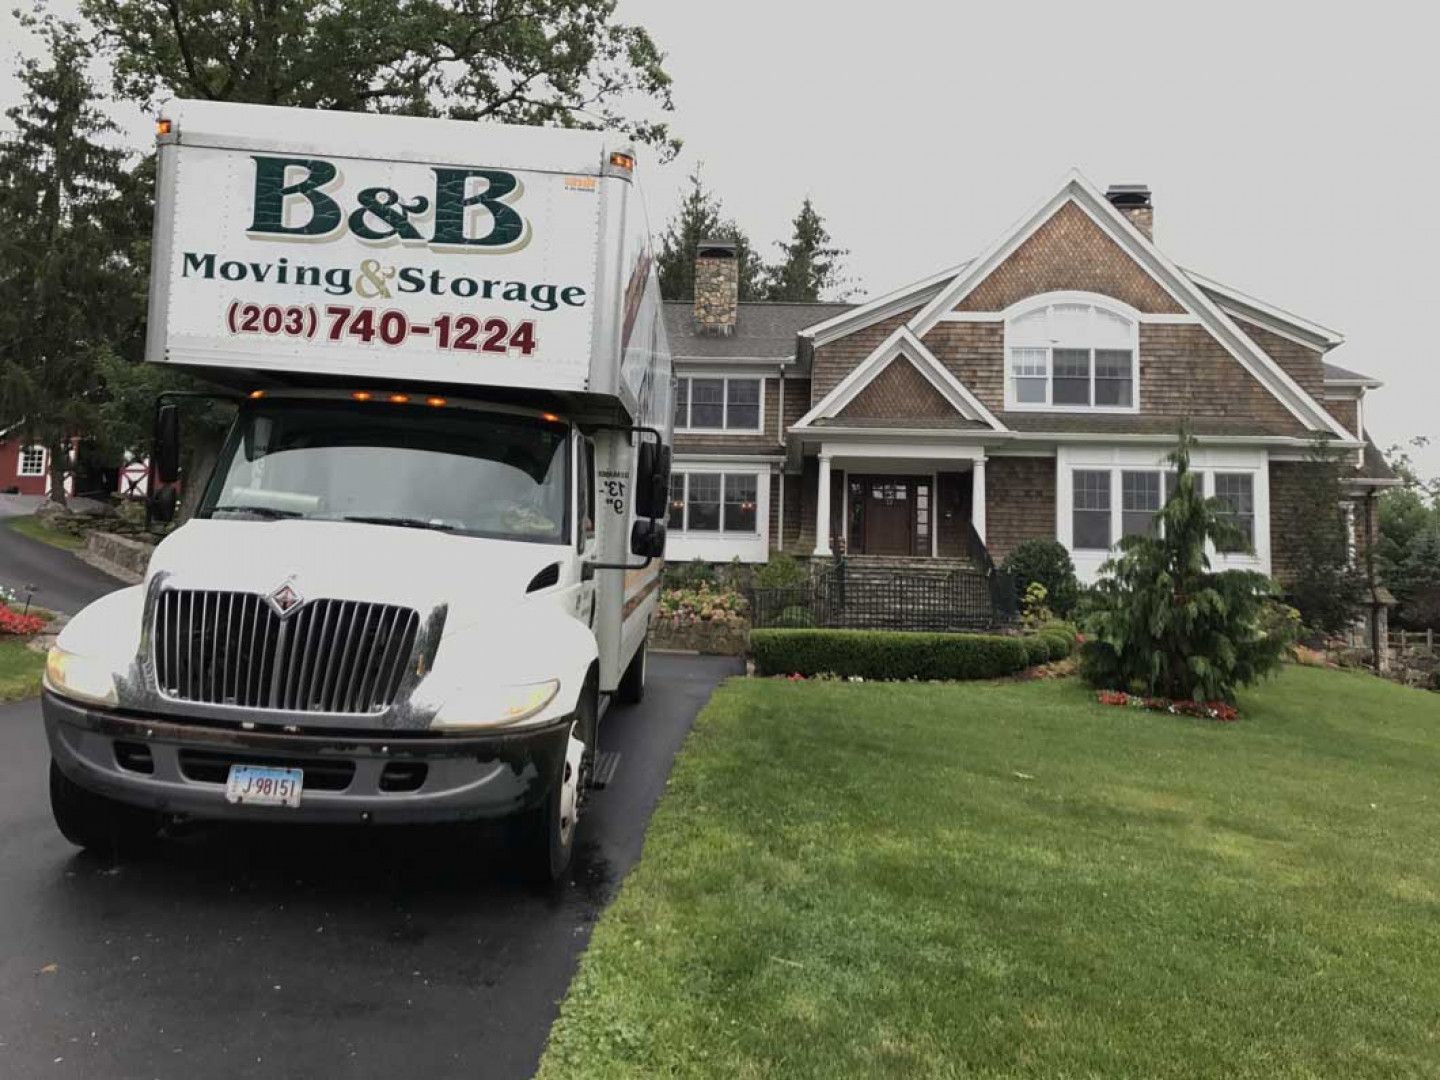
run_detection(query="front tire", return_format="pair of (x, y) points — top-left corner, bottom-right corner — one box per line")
(49, 760), (159, 856)
(517, 677), (596, 886)
(615, 639), (647, 705)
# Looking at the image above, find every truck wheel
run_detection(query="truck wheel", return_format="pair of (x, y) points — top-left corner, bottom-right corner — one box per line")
(615, 639), (647, 705)
(49, 760), (159, 856)
(518, 680), (595, 886)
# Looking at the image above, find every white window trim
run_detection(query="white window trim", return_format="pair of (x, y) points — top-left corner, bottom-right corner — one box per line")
(1002, 292), (1141, 415)
(17, 444), (46, 478)
(668, 467), (765, 537)
(673, 374), (766, 435)
(1056, 446), (1270, 582)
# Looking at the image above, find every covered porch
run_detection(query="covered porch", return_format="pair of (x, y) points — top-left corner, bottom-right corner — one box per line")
(799, 440), (990, 560)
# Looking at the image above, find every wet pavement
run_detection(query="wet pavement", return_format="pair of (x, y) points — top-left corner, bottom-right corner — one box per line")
(0, 653), (741, 1079)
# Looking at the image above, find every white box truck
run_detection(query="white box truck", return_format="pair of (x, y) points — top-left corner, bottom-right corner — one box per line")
(42, 100), (672, 883)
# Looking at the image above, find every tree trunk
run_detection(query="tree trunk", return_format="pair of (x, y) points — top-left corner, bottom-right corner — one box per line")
(176, 428), (224, 525)
(47, 437), (68, 507)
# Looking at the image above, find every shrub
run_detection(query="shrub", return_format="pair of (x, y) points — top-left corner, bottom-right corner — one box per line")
(1038, 631), (1074, 661)
(751, 629), (1029, 681)
(1019, 635), (1052, 667)
(664, 559), (715, 589)
(755, 552), (809, 590)
(1002, 540), (1080, 617)
(1079, 429), (1294, 704)
(772, 605), (815, 629)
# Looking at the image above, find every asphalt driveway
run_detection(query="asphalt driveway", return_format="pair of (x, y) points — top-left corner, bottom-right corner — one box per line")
(1, 520), (129, 614)
(0, 652), (740, 1079)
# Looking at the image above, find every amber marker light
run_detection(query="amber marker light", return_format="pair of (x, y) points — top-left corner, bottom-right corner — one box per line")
(541, 412), (562, 424)
(608, 151), (635, 171)
(351, 391), (373, 402)
(388, 393), (410, 404)
(425, 396), (447, 407)
(248, 389), (265, 400)
(156, 118), (173, 136)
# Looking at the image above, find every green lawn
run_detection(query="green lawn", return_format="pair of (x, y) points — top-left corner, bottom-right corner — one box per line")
(0, 637), (45, 702)
(540, 666), (1440, 1079)
(7, 514), (86, 550)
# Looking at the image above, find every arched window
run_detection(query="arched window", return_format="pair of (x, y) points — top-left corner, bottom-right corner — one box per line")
(1004, 295), (1139, 411)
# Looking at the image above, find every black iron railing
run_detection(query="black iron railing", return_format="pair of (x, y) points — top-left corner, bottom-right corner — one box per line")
(752, 553), (1016, 633)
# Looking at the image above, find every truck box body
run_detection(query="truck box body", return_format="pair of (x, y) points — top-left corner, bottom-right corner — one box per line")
(148, 100), (666, 424)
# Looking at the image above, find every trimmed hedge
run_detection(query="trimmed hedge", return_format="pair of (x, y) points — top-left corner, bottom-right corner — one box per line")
(751, 629), (1029, 681)
(1019, 636), (1052, 667)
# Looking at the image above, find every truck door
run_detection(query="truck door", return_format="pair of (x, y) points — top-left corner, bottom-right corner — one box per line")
(574, 435), (598, 628)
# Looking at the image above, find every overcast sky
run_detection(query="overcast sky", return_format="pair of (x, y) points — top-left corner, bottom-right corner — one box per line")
(3, 0), (1436, 476)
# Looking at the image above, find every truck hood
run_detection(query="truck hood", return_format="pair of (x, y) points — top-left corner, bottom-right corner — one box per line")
(147, 519), (568, 630)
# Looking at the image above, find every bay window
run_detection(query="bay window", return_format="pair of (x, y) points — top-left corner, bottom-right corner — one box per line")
(668, 471), (760, 534)
(1005, 297), (1138, 411)
(673, 376), (763, 432)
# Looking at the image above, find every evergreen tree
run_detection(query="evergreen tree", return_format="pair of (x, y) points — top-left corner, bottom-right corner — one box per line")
(763, 197), (851, 302)
(0, 15), (141, 506)
(1080, 427), (1293, 703)
(656, 168), (760, 301)
(1287, 438), (1367, 635)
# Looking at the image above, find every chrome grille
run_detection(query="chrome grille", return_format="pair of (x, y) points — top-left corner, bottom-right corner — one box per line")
(153, 590), (420, 714)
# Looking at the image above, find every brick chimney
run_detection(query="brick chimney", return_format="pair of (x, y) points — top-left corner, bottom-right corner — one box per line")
(1105, 184), (1153, 241)
(694, 239), (738, 336)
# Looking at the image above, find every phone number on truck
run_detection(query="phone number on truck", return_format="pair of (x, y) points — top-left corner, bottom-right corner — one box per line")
(225, 301), (539, 355)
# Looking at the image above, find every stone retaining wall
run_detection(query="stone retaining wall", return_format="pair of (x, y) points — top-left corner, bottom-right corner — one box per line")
(83, 531), (153, 584)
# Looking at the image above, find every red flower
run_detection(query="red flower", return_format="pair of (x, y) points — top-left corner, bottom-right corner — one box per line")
(0, 604), (45, 636)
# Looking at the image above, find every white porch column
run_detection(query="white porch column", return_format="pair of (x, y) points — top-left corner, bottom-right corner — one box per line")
(814, 453), (833, 557)
(971, 456), (987, 545)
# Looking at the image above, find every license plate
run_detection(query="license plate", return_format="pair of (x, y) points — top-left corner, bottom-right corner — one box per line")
(226, 764), (304, 808)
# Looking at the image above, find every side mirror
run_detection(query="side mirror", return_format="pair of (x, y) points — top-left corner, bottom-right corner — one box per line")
(147, 484), (177, 525)
(630, 518), (666, 558)
(154, 403), (180, 485)
(633, 440), (670, 521)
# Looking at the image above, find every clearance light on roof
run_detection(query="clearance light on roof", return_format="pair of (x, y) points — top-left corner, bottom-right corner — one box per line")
(388, 393), (410, 404)
(352, 391), (373, 402)
(425, 396), (447, 408)
(248, 389), (265, 400)
(608, 151), (635, 172)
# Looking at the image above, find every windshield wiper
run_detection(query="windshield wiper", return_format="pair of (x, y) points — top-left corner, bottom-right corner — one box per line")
(213, 504), (303, 520)
(339, 515), (458, 532)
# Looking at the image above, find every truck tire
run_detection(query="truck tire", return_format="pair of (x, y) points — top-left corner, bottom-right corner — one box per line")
(615, 639), (647, 705)
(49, 760), (159, 856)
(517, 678), (596, 886)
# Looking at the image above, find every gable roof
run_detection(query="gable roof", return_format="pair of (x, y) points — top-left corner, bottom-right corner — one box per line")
(795, 326), (1004, 432)
(1183, 269), (1344, 352)
(796, 262), (971, 354)
(890, 170), (1354, 442)
(663, 300), (851, 363)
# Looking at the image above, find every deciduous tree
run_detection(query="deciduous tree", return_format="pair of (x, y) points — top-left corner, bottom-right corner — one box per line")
(82, 0), (678, 159)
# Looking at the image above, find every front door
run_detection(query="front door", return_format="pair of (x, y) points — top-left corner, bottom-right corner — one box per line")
(862, 478), (913, 556)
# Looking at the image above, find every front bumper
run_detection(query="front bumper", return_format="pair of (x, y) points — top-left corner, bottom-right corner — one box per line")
(43, 690), (572, 825)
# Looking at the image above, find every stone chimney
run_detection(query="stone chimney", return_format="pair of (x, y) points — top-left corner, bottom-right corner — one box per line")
(694, 239), (738, 336)
(1105, 184), (1153, 241)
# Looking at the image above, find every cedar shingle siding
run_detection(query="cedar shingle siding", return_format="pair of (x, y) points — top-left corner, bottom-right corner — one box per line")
(955, 202), (1185, 314)
(1268, 461), (1307, 587)
(1137, 325), (1308, 435)
(984, 457), (1056, 563)
(1235, 319), (1326, 403)
(836, 357), (957, 420)
(810, 309), (919, 402)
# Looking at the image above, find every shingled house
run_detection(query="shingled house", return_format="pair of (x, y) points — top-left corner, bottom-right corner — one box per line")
(663, 173), (1395, 586)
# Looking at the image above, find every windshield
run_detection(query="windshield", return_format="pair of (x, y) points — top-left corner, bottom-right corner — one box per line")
(200, 400), (571, 545)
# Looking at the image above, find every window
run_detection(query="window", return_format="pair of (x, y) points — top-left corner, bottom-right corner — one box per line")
(723, 473), (757, 532)
(1072, 470), (1112, 549)
(1213, 473), (1255, 552)
(668, 471), (761, 534)
(1121, 471), (1161, 538)
(17, 445), (44, 477)
(1006, 298), (1137, 411)
(673, 376), (763, 431)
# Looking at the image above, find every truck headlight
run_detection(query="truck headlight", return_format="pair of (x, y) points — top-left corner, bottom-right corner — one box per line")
(430, 679), (560, 730)
(45, 646), (119, 708)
